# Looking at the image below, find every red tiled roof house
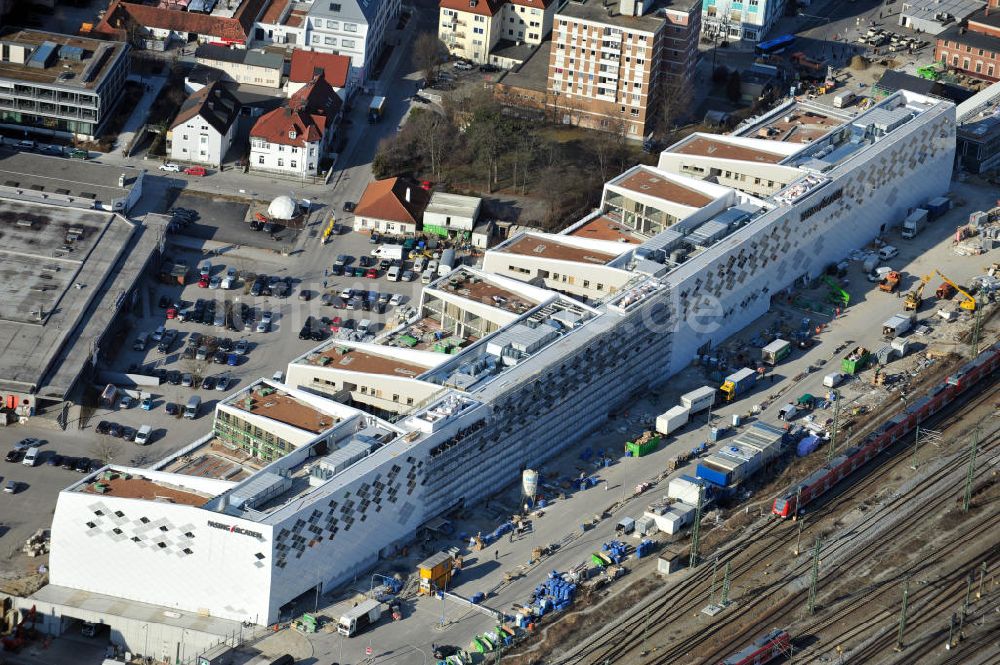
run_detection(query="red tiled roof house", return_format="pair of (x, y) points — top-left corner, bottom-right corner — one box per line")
(249, 73), (343, 178)
(352, 177), (431, 235)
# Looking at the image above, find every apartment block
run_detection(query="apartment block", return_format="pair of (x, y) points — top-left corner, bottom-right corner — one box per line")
(701, 0), (786, 44)
(439, 0), (557, 67)
(548, 0), (701, 139)
(0, 29), (129, 139)
(306, 0), (400, 83)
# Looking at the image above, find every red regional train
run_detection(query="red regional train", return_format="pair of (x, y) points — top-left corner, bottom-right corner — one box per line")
(717, 629), (792, 665)
(773, 341), (1000, 518)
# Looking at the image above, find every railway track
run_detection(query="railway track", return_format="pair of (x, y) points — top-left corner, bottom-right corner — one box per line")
(554, 362), (998, 665)
(657, 427), (1000, 665)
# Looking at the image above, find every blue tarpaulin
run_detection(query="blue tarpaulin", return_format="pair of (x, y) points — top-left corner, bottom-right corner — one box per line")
(797, 435), (821, 457)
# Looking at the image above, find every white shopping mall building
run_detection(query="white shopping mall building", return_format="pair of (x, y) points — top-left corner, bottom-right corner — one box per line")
(34, 90), (955, 661)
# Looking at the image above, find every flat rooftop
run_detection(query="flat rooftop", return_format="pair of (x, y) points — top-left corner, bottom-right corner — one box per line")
(0, 199), (146, 397)
(615, 169), (714, 208)
(557, 0), (684, 30)
(433, 270), (539, 314)
(672, 136), (787, 164)
(78, 472), (211, 506)
(498, 234), (619, 264)
(566, 215), (645, 243)
(0, 149), (136, 204)
(0, 29), (126, 89)
(496, 39), (551, 94)
(306, 347), (429, 378)
(383, 316), (478, 352)
(231, 386), (340, 433)
(162, 439), (259, 481)
(745, 106), (843, 143)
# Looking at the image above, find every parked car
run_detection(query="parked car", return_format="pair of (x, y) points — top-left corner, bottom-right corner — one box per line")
(108, 422), (122, 438)
(60, 456), (76, 470)
(330, 316), (343, 332)
(141, 395), (154, 410)
(235, 339), (249, 355)
(201, 376), (217, 390)
(334, 254), (349, 267)
(119, 394), (133, 409)
(121, 426), (136, 442)
(342, 201), (356, 212)
(74, 457), (91, 472)
(209, 275), (222, 289)
(4, 480), (18, 494)
(213, 350), (227, 364)
(214, 376), (229, 391)
(389, 293), (403, 307)
(46, 453), (63, 467)
(181, 373), (194, 387)
(227, 352), (239, 366)
(159, 163), (181, 172)
(5, 450), (22, 463)
(184, 166), (207, 176)
(68, 148), (89, 160)
(96, 420), (111, 435)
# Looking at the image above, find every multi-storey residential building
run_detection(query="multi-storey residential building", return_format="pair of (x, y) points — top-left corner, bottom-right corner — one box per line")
(548, 0), (701, 139)
(167, 81), (242, 168)
(286, 48), (352, 97)
(249, 74), (342, 177)
(439, 0), (557, 67)
(935, 0), (1000, 82)
(39, 89), (956, 659)
(306, 0), (400, 84)
(0, 29), (129, 139)
(701, 0), (785, 44)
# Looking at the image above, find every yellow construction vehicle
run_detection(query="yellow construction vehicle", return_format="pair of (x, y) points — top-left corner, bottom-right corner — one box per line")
(904, 274), (931, 311)
(934, 269), (976, 311)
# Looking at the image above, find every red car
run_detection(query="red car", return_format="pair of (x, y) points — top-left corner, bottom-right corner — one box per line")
(329, 316), (342, 332)
(166, 307), (178, 319)
(184, 166), (207, 176)
(198, 276), (210, 288)
(365, 268), (378, 279)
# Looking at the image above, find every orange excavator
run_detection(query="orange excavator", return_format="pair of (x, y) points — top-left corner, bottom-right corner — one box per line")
(878, 271), (901, 293)
(2, 604), (37, 652)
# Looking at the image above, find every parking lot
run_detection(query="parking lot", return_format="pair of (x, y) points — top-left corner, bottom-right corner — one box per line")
(165, 189), (304, 251)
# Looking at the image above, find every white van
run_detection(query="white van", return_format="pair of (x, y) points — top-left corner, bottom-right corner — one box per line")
(357, 319), (372, 335)
(878, 245), (899, 260)
(135, 425), (153, 445)
(387, 265), (401, 282)
(184, 395), (201, 419)
(272, 370), (284, 382)
(23, 447), (40, 466)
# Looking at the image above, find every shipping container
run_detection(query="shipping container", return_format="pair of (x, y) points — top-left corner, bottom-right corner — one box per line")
(761, 339), (792, 365)
(695, 460), (731, 487)
(680, 386), (716, 413)
(841, 346), (871, 375)
(883, 313), (914, 338)
(655, 405), (690, 435)
(649, 503), (695, 534)
(625, 432), (660, 457)
(926, 196), (950, 219)
(668, 475), (707, 506)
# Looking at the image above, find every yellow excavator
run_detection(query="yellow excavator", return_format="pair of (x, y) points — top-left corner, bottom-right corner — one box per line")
(904, 274), (931, 311)
(934, 269), (976, 311)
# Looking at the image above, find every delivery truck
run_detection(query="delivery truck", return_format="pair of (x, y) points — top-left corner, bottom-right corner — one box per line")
(900, 208), (928, 239)
(655, 405), (690, 436)
(680, 386), (715, 414)
(438, 248), (456, 277)
(761, 339), (791, 365)
(719, 367), (757, 402)
(338, 599), (382, 636)
(368, 96), (386, 123)
(372, 245), (406, 260)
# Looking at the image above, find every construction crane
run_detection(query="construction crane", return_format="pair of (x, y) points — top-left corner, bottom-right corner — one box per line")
(934, 269), (976, 311)
(904, 274), (931, 311)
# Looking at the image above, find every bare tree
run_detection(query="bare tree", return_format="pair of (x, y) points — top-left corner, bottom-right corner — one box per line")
(413, 33), (448, 84)
(656, 74), (692, 138)
(91, 437), (123, 465)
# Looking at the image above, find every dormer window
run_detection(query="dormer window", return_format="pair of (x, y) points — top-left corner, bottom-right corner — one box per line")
(289, 129), (297, 140)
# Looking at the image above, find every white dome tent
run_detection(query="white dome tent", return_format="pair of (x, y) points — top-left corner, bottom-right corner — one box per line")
(267, 195), (298, 220)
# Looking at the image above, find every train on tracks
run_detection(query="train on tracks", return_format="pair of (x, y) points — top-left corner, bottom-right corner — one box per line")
(717, 628), (792, 665)
(773, 341), (1000, 517)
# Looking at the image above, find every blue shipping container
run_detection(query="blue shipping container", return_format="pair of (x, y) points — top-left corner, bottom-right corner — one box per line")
(696, 463), (730, 487)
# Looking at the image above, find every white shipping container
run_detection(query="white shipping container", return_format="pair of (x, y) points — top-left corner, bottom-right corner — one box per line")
(667, 476), (705, 506)
(635, 515), (658, 537)
(650, 502), (695, 535)
(680, 386), (716, 414)
(655, 405), (690, 435)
